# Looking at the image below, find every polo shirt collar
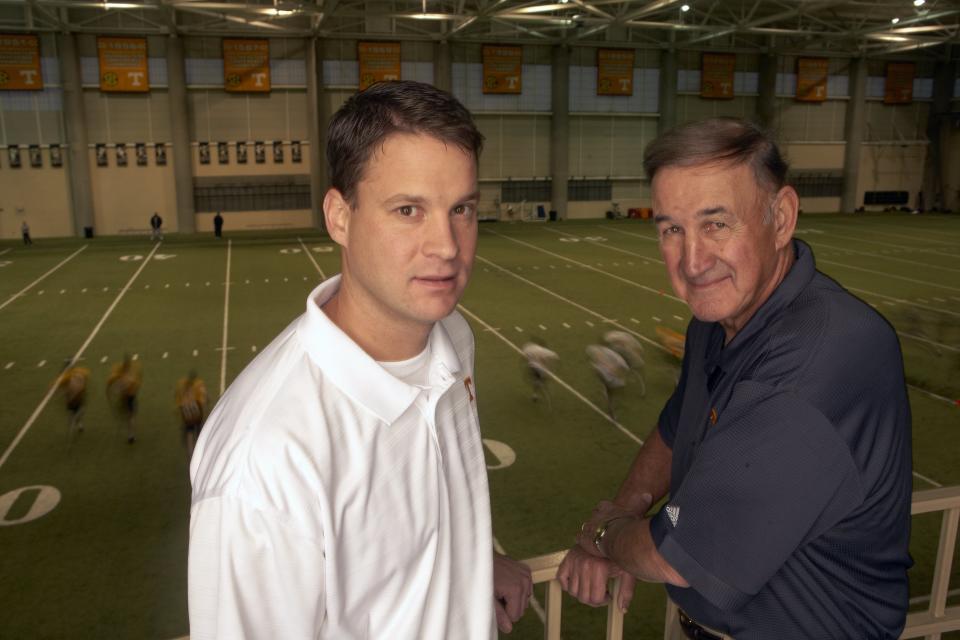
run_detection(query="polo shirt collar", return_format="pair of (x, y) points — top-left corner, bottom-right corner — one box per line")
(711, 238), (816, 370)
(297, 275), (463, 425)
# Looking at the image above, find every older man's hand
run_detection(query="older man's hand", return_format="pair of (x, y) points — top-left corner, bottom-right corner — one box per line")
(494, 552), (533, 633)
(557, 546), (637, 612)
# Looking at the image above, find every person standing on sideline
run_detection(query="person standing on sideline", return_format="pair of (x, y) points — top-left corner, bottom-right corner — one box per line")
(213, 212), (224, 238)
(188, 81), (533, 639)
(149, 212), (163, 241)
(106, 354), (142, 444)
(557, 118), (912, 640)
(21, 220), (32, 245)
(58, 360), (90, 435)
(176, 371), (208, 459)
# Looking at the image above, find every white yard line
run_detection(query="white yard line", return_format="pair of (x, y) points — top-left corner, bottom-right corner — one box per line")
(219, 240), (232, 396)
(0, 248), (11, 256)
(298, 237), (327, 280)
(484, 229), (684, 304)
(803, 226), (957, 255)
(0, 242), (160, 472)
(804, 238), (960, 275)
(844, 286), (960, 319)
(829, 223), (958, 247)
(0, 245), (87, 312)
(459, 303), (644, 446)
(907, 384), (958, 408)
(897, 331), (960, 353)
(816, 257), (960, 293)
(603, 226), (659, 243)
(544, 227), (665, 264)
(475, 254), (668, 355)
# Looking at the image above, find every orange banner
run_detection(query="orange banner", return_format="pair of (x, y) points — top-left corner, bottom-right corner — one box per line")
(358, 42), (401, 90)
(0, 34), (42, 91)
(884, 62), (914, 105)
(223, 39), (270, 92)
(483, 45), (522, 94)
(97, 37), (149, 92)
(701, 53), (735, 99)
(796, 58), (828, 102)
(597, 48), (634, 96)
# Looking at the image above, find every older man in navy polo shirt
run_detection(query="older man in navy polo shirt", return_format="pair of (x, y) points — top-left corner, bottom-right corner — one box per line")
(557, 118), (912, 640)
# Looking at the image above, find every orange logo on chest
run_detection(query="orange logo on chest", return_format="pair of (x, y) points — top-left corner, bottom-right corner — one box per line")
(464, 376), (475, 402)
(709, 408), (718, 425)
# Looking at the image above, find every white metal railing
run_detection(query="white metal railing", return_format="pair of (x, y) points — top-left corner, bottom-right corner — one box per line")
(521, 485), (960, 640)
(902, 485), (960, 639)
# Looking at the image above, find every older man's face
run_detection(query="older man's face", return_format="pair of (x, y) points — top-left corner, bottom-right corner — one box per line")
(652, 161), (786, 341)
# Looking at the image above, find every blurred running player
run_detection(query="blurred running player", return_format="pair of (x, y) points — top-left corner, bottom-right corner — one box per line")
(603, 330), (646, 397)
(107, 355), (142, 444)
(176, 371), (208, 458)
(586, 344), (629, 420)
(57, 359), (90, 435)
(521, 339), (559, 407)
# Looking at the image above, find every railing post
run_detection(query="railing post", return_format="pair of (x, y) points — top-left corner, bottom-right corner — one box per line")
(544, 579), (563, 640)
(926, 506), (959, 640)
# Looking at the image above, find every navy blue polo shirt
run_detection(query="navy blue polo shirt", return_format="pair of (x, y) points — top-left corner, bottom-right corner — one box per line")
(650, 240), (913, 640)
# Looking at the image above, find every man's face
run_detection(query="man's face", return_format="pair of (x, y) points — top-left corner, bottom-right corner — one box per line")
(652, 161), (788, 339)
(328, 132), (479, 337)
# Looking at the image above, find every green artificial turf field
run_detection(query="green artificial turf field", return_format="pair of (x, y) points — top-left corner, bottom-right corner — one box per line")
(0, 214), (957, 639)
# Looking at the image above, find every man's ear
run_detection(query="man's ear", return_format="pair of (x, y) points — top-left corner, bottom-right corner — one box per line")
(323, 188), (351, 247)
(771, 185), (799, 251)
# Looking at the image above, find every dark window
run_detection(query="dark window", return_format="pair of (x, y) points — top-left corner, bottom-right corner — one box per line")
(194, 179), (311, 212)
(568, 180), (612, 201)
(863, 191), (909, 206)
(789, 172), (843, 199)
(501, 180), (552, 202)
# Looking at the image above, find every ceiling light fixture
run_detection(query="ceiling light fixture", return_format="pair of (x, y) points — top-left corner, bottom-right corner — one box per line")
(681, 4), (690, 11)
(891, 17), (900, 23)
(913, 0), (925, 6)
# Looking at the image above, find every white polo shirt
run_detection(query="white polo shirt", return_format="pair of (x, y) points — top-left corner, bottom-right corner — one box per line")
(188, 275), (495, 640)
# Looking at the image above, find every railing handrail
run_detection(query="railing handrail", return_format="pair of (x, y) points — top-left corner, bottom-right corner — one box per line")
(521, 485), (960, 640)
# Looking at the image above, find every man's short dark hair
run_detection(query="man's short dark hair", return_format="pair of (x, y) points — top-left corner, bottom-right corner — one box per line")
(326, 80), (484, 205)
(643, 118), (788, 196)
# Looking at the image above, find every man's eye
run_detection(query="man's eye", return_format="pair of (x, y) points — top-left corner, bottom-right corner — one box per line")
(398, 205), (416, 217)
(453, 204), (474, 216)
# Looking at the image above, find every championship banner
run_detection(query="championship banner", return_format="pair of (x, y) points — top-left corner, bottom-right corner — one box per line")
(223, 39), (270, 92)
(884, 62), (914, 105)
(597, 48), (634, 96)
(358, 42), (401, 90)
(0, 34), (43, 91)
(482, 45), (522, 94)
(796, 57), (829, 102)
(700, 53), (735, 99)
(97, 37), (149, 92)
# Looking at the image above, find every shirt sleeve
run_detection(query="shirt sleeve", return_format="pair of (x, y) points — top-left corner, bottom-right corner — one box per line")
(188, 495), (326, 639)
(649, 381), (863, 612)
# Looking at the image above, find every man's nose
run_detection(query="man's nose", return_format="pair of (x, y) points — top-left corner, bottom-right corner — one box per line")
(681, 235), (713, 279)
(423, 212), (459, 260)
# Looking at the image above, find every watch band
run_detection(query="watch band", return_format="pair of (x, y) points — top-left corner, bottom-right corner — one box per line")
(593, 515), (631, 557)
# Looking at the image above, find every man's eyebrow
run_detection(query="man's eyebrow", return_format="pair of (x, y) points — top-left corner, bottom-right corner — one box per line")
(383, 194), (428, 205)
(698, 206), (729, 217)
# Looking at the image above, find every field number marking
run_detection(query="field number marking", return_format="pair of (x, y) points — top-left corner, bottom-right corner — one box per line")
(0, 486), (61, 526)
(483, 439), (516, 470)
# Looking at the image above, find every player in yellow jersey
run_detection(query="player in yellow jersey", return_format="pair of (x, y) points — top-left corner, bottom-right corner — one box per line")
(57, 360), (90, 435)
(106, 355), (142, 444)
(176, 371), (208, 458)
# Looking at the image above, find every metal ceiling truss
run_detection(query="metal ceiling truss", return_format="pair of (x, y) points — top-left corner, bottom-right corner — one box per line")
(0, 0), (956, 60)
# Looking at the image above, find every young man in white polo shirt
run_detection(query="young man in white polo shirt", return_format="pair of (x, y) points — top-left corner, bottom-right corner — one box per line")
(188, 81), (532, 639)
